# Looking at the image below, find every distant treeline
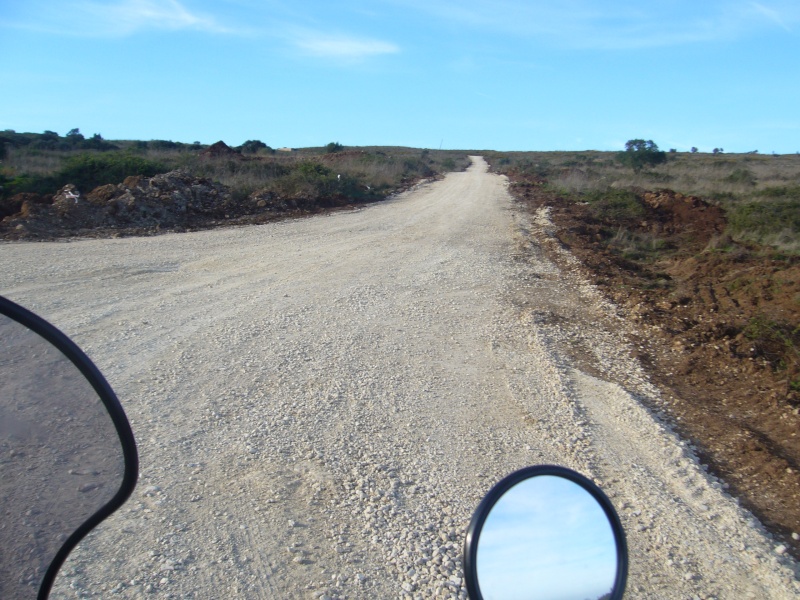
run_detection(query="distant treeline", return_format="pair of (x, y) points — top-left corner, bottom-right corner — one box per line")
(0, 129), (276, 158)
(0, 129), (120, 154)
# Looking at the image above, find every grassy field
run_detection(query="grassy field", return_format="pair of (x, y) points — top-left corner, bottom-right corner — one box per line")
(486, 150), (800, 254)
(0, 132), (471, 210)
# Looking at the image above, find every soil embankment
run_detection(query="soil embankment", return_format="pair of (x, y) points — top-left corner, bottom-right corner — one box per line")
(506, 176), (800, 562)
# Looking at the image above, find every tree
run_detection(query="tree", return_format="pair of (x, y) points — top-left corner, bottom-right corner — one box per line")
(81, 133), (117, 151)
(238, 139), (271, 154)
(326, 141), (344, 153)
(690, 147), (698, 153)
(34, 130), (60, 150)
(66, 128), (85, 143)
(617, 139), (667, 172)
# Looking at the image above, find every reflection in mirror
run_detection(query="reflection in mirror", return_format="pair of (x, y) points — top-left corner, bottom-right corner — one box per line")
(476, 475), (617, 600)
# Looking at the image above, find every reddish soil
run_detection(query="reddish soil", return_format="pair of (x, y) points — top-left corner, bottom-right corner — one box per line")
(508, 177), (800, 559)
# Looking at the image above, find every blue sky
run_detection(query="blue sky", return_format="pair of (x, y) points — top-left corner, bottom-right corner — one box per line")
(2, 1), (799, 152)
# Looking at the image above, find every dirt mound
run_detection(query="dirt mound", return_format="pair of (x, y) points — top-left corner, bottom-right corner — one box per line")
(0, 193), (49, 219)
(641, 189), (726, 244)
(200, 141), (242, 160)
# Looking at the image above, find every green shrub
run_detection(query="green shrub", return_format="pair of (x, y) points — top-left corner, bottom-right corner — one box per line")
(272, 161), (338, 198)
(80, 133), (118, 151)
(296, 162), (333, 178)
(616, 139), (667, 172)
(0, 172), (31, 198)
(402, 157), (434, 178)
(727, 199), (800, 239)
(725, 168), (756, 186)
(1, 151), (166, 198)
(707, 191), (738, 203)
(514, 159), (551, 179)
(56, 152), (166, 191)
(149, 140), (181, 150)
(585, 188), (645, 220)
(644, 171), (675, 183)
(757, 185), (800, 200)
(742, 314), (800, 371)
(238, 140), (272, 154)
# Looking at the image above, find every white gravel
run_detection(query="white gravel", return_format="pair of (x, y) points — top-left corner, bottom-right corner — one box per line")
(1, 157), (797, 598)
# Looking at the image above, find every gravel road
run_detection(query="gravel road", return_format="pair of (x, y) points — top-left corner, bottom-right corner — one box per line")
(1, 157), (797, 599)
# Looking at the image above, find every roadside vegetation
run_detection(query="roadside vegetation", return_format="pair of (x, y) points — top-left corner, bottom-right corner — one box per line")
(486, 144), (800, 558)
(487, 145), (800, 253)
(486, 143), (800, 382)
(0, 130), (470, 209)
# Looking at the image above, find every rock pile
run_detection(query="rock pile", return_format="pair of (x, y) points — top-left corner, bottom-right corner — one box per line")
(86, 170), (236, 225)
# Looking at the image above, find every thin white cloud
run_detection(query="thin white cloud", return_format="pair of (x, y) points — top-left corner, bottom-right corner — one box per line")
(79, 0), (234, 35)
(289, 29), (400, 60)
(2, 0), (239, 36)
(751, 2), (794, 32)
(386, 0), (798, 49)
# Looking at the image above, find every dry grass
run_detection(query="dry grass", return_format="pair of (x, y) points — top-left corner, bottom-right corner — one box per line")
(2, 141), (470, 207)
(4, 148), (81, 176)
(487, 150), (800, 253)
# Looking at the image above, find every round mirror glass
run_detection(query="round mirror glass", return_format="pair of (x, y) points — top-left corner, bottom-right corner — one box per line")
(473, 474), (620, 600)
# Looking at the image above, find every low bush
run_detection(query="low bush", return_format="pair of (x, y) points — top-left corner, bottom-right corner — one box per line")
(584, 188), (645, 220)
(1, 152), (166, 198)
(727, 199), (800, 243)
(56, 153), (166, 192)
(757, 184), (800, 199)
(238, 140), (273, 154)
(725, 168), (757, 186)
(742, 314), (800, 374)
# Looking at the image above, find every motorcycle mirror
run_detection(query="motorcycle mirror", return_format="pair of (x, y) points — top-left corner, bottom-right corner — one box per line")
(463, 465), (627, 600)
(0, 296), (138, 600)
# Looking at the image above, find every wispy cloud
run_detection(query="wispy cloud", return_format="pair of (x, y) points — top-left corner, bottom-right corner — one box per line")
(3, 0), (239, 36)
(79, 0), (236, 35)
(750, 2), (794, 32)
(3, 1), (398, 64)
(387, 0), (799, 49)
(288, 29), (400, 61)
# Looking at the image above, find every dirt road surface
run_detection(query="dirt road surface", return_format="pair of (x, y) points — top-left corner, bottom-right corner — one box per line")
(1, 157), (797, 598)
